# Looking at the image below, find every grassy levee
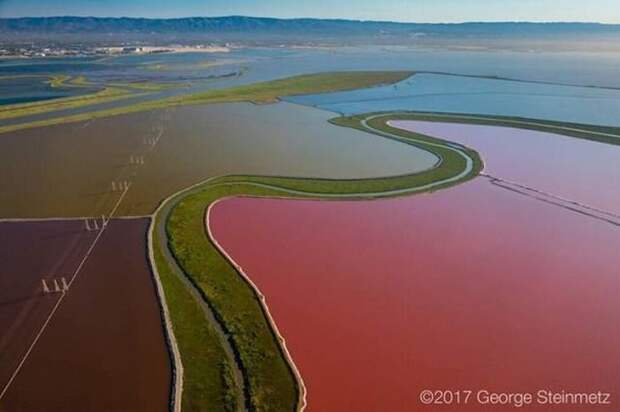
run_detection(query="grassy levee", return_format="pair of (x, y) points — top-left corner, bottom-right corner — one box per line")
(0, 87), (141, 121)
(0, 73), (181, 122)
(153, 215), (240, 412)
(0, 71), (413, 134)
(159, 113), (482, 412)
(109, 81), (189, 91)
(167, 183), (301, 412)
(175, 71), (414, 105)
(378, 111), (620, 146)
(213, 115), (482, 195)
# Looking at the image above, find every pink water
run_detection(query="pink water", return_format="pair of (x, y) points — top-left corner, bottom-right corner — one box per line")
(389, 120), (620, 214)
(209, 179), (620, 411)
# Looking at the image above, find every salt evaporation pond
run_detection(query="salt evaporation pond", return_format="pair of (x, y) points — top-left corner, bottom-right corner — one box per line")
(209, 120), (620, 410)
(209, 179), (620, 411)
(389, 120), (620, 214)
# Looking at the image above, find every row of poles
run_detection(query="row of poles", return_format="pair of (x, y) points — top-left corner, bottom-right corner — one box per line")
(144, 124), (164, 148)
(111, 180), (131, 192)
(85, 129), (153, 231)
(43, 123), (165, 294)
(41, 277), (69, 294)
(129, 155), (145, 165)
(84, 215), (109, 231)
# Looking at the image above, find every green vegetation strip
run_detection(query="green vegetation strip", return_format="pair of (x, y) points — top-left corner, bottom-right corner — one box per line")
(0, 74), (156, 121)
(384, 111), (620, 147)
(154, 112), (482, 411)
(0, 71), (413, 134)
(155, 109), (620, 411)
(109, 81), (189, 91)
(174, 71), (413, 105)
(153, 215), (240, 412)
(0, 73), (187, 122)
(0, 87), (142, 121)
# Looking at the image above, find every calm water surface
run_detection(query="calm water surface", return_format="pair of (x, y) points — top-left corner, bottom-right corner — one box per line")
(208, 106), (620, 410)
(287, 73), (620, 126)
(4, 46), (620, 116)
(0, 102), (435, 217)
(210, 180), (620, 411)
(389, 120), (620, 214)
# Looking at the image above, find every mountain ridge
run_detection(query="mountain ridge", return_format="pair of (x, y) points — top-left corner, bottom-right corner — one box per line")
(2, 16), (619, 34)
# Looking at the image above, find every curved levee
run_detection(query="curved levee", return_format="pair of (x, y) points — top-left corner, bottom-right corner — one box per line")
(152, 110), (620, 411)
(153, 112), (482, 412)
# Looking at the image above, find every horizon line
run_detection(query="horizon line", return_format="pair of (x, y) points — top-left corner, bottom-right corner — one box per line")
(0, 15), (618, 26)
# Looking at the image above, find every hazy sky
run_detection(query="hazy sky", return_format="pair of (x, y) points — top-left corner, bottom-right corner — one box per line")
(1, 0), (619, 23)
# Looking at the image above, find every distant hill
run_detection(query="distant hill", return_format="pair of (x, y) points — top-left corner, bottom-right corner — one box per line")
(1, 16), (618, 35)
(2, 16), (619, 49)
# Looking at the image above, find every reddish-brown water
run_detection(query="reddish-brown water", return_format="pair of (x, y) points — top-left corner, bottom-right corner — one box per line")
(0, 220), (95, 391)
(0, 219), (170, 411)
(209, 179), (620, 411)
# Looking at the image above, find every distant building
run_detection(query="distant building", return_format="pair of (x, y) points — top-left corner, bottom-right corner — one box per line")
(121, 46), (144, 54)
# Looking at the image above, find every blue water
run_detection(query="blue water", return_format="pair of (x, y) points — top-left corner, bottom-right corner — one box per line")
(0, 76), (86, 106)
(0, 95), (70, 105)
(3, 46), (620, 126)
(226, 47), (620, 88)
(286, 73), (620, 127)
